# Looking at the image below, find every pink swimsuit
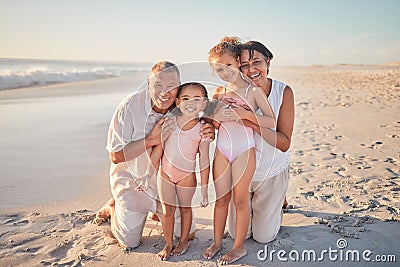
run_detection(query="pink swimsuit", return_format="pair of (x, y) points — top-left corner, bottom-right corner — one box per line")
(161, 122), (201, 183)
(216, 85), (255, 163)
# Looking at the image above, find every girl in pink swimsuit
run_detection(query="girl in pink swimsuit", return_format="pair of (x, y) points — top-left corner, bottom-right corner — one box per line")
(204, 37), (276, 265)
(154, 82), (213, 261)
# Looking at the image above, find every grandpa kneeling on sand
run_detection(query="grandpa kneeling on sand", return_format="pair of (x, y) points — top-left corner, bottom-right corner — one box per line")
(95, 61), (214, 249)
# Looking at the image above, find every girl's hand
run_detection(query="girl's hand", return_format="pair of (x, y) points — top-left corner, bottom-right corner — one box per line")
(200, 186), (209, 207)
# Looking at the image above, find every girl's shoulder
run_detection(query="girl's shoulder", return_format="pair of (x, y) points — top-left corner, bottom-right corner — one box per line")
(212, 86), (225, 100)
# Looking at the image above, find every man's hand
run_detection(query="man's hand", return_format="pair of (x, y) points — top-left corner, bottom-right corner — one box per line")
(200, 120), (215, 142)
(145, 115), (176, 148)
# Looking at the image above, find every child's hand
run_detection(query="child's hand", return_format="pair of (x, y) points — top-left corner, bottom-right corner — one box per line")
(200, 198), (208, 208)
(200, 187), (208, 207)
(135, 175), (149, 191)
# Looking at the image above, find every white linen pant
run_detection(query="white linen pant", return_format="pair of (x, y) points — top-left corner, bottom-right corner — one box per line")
(227, 167), (289, 243)
(111, 185), (195, 249)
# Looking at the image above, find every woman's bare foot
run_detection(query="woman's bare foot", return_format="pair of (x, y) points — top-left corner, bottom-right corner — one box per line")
(157, 244), (174, 261)
(282, 196), (288, 209)
(218, 247), (247, 265)
(94, 198), (115, 225)
(203, 242), (222, 259)
(150, 212), (160, 222)
(171, 241), (189, 256)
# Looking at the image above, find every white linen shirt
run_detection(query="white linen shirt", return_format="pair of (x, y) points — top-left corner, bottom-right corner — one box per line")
(106, 88), (164, 211)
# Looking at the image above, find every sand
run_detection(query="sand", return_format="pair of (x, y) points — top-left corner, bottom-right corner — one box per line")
(0, 65), (399, 266)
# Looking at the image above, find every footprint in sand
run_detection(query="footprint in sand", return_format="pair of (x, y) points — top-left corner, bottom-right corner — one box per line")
(302, 232), (320, 242)
(368, 141), (383, 149)
(334, 135), (345, 140)
(2, 214), (24, 226)
(272, 239), (295, 250)
(48, 240), (73, 259)
(323, 152), (338, 161)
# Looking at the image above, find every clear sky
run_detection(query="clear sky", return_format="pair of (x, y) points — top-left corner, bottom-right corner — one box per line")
(1, 0), (399, 66)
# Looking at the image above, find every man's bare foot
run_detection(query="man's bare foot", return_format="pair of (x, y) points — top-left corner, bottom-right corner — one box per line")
(171, 241), (189, 256)
(282, 196), (288, 209)
(217, 247), (247, 265)
(94, 198), (115, 225)
(157, 244), (174, 261)
(203, 242), (222, 259)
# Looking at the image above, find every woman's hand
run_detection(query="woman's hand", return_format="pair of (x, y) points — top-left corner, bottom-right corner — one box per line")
(221, 104), (253, 123)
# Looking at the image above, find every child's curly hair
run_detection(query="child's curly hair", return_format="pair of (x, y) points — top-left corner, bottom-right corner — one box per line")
(208, 36), (242, 61)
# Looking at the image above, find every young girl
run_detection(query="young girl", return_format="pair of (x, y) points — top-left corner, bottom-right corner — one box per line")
(203, 37), (276, 265)
(155, 82), (212, 261)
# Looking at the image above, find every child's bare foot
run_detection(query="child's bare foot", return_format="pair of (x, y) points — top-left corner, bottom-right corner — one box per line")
(94, 198), (114, 225)
(217, 247), (247, 265)
(203, 242), (222, 259)
(157, 244), (174, 261)
(171, 241), (189, 256)
(188, 231), (195, 241)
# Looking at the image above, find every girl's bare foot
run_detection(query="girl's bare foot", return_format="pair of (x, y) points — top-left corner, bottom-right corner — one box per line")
(203, 242), (222, 259)
(157, 244), (174, 261)
(218, 247), (247, 265)
(171, 241), (189, 256)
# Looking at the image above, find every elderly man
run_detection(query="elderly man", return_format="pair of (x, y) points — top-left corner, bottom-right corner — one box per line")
(96, 61), (214, 249)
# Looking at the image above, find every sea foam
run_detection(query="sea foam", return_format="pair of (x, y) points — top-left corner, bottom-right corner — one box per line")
(0, 58), (149, 90)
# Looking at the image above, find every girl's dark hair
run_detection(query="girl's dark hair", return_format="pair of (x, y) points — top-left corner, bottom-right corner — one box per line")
(171, 82), (215, 116)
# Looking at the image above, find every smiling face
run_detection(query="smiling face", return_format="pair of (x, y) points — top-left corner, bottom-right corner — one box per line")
(148, 70), (179, 114)
(210, 52), (241, 84)
(240, 49), (270, 89)
(176, 85), (207, 118)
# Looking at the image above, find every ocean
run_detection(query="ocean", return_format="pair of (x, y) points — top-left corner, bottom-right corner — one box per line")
(0, 58), (151, 90)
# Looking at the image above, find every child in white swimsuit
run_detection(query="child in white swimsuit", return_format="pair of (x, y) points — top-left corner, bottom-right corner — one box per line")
(204, 37), (276, 265)
(153, 82), (213, 261)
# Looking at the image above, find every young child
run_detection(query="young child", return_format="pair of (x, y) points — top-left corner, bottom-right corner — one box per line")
(203, 37), (276, 265)
(155, 82), (212, 261)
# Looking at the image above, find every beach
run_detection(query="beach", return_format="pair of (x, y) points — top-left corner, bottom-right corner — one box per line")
(0, 64), (399, 266)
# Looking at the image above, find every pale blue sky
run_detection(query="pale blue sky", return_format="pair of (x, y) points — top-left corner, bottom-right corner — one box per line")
(1, 0), (399, 66)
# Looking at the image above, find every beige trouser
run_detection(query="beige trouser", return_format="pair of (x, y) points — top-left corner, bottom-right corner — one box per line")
(227, 167), (289, 243)
(111, 183), (195, 249)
